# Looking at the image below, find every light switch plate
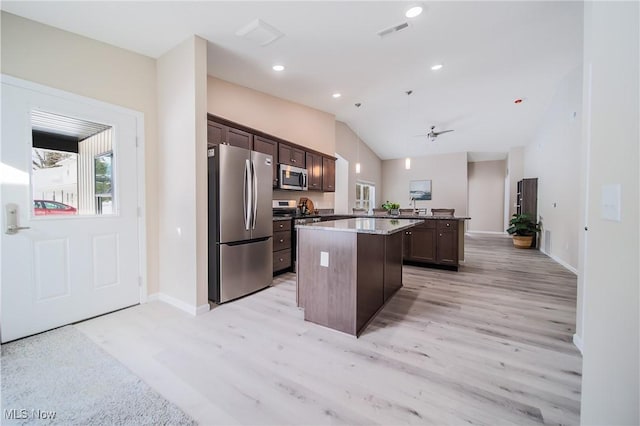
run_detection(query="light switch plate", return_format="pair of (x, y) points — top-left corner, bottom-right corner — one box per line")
(320, 251), (329, 268)
(601, 184), (621, 222)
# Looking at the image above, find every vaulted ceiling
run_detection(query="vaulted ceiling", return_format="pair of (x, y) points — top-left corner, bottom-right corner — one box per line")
(2, 1), (583, 159)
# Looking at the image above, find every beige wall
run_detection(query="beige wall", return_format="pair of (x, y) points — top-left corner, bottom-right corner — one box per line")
(207, 76), (337, 209)
(156, 36), (208, 310)
(467, 160), (506, 232)
(382, 152), (468, 215)
(335, 121), (383, 213)
(524, 67), (582, 270)
(0, 12), (160, 294)
(207, 76), (335, 156)
(579, 1), (639, 424)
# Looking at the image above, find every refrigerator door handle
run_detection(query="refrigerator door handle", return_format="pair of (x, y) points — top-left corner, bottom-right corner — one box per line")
(244, 159), (251, 230)
(251, 160), (258, 229)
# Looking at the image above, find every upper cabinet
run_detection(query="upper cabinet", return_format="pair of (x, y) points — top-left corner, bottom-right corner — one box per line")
(207, 114), (336, 192)
(207, 121), (226, 147)
(226, 127), (253, 150)
(253, 136), (278, 188)
(279, 143), (305, 168)
(206, 120), (252, 150)
(322, 157), (336, 192)
(306, 152), (323, 191)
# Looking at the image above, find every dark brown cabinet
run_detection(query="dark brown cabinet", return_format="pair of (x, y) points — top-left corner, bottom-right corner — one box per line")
(253, 136), (278, 187)
(279, 143), (305, 167)
(226, 127), (253, 150)
(207, 114), (337, 193)
(306, 152), (323, 191)
(322, 157), (336, 192)
(207, 121), (253, 150)
(516, 178), (538, 247)
(207, 121), (226, 147)
(273, 220), (292, 274)
(409, 221), (437, 262)
(404, 219), (460, 269)
(436, 221), (458, 265)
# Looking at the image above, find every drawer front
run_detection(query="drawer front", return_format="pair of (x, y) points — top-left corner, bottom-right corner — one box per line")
(273, 230), (292, 251)
(273, 249), (292, 272)
(273, 220), (292, 232)
(415, 220), (436, 229)
(437, 220), (458, 230)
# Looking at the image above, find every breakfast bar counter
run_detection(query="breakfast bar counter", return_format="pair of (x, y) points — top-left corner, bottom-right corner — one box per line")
(296, 218), (423, 336)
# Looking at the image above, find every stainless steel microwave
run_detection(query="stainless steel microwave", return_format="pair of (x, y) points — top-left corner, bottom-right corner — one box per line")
(278, 164), (308, 191)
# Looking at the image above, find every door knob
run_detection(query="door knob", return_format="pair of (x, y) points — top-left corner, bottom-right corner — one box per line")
(5, 203), (30, 235)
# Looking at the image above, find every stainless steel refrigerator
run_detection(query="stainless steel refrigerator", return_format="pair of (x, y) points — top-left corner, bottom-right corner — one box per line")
(208, 144), (273, 303)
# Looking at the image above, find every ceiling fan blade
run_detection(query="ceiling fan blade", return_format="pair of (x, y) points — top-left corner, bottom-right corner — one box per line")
(434, 129), (454, 136)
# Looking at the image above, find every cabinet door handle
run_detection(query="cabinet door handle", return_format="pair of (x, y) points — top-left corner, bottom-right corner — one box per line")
(279, 239), (284, 243)
(279, 258), (283, 262)
(446, 223), (450, 227)
(279, 224), (284, 228)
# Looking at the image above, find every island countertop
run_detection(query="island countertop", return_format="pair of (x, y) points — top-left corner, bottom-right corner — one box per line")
(296, 217), (424, 235)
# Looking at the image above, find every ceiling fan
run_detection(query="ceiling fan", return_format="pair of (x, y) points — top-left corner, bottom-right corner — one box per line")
(417, 126), (455, 141)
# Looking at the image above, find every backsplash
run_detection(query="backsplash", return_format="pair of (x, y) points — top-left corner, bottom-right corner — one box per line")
(273, 190), (335, 209)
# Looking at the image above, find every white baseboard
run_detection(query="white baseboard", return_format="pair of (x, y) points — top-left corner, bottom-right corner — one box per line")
(466, 230), (509, 236)
(540, 248), (578, 275)
(145, 292), (210, 316)
(573, 333), (584, 354)
(196, 303), (211, 315)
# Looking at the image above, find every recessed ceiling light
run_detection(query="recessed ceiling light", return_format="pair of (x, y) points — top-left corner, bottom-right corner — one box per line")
(405, 6), (423, 18)
(431, 64), (443, 71)
(272, 64), (285, 72)
(332, 93), (342, 98)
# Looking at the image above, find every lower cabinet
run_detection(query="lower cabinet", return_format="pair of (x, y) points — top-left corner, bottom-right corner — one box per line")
(404, 220), (459, 269)
(273, 220), (292, 274)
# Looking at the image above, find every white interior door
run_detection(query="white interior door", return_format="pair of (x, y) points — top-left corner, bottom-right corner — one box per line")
(1, 77), (142, 343)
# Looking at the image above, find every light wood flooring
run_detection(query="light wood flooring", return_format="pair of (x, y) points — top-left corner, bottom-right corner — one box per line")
(76, 234), (581, 425)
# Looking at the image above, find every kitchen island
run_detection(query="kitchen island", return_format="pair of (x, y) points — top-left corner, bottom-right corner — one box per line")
(296, 218), (423, 336)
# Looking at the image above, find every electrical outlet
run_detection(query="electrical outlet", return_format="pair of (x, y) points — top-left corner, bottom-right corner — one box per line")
(601, 184), (621, 222)
(320, 251), (329, 268)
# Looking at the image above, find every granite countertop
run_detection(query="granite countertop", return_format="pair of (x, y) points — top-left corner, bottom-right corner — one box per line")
(273, 214), (470, 221)
(296, 218), (424, 235)
(273, 216), (293, 222)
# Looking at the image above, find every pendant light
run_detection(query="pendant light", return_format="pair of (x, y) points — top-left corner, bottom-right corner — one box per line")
(354, 102), (362, 174)
(405, 90), (413, 170)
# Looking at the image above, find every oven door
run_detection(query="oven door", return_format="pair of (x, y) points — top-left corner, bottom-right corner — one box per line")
(279, 165), (307, 190)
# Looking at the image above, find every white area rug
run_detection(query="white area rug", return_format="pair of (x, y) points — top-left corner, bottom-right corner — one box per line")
(1, 326), (196, 425)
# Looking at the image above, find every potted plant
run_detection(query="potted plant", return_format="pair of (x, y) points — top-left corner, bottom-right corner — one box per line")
(506, 213), (541, 249)
(382, 201), (401, 216)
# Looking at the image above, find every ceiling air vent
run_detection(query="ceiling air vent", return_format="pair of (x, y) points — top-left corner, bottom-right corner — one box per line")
(377, 22), (410, 38)
(235, 19), (285, 47)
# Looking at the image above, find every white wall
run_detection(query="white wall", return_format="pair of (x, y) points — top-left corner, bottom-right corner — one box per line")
(382, 152), (468, 215)
(467, 160), (506, 232)
(579, 2), (639, 424)
(524, 67), (583, 270)
(1, 12), (160, 294)
(156, 36), (209, 311)
(507, 147), (525, 218)
(335, 121), (382, 213)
